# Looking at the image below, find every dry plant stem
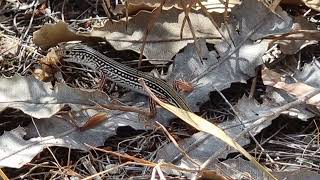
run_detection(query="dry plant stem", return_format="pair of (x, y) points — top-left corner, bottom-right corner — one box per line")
(101, 0), (112, 20)
(152, 161), (166, 180)
(301, 120), (320, 160)
(192, 13), (270, 82)
(249, 69), (258, 99)
(81, 158), (101, 179)
(257, 124), (286, 171)
(48, 168), (82, 179)
(264, 161), (318, 170)
(223, 0), (229, 21)
(148, 98), (157, 118)
(313, 120), (320, 145)
(31, 117), (62, 169)
(61, 0), (66, 21)
(20, 162), (51, 179)
(99, 102), (153, 117)
(156, 122), (200, 167)
(196, 0), (232, 47)
(67, 146), (71, 167)
(170, 134), (211, 164)
(267, 30), (320, 42)
(82, 162), (146, 180)
(0, 169), (9, 180)
(0, 24), (15, 34)
(223, 0), (236, 47)
(13, 13), (22, 34)
(21, 1), (37, 40)
(138, 0), (166, 68)
(125, 1), (128, 30)
(180, 0), (202, 62)
(103, 36), (220, 43)
(200, 89), (320, 170)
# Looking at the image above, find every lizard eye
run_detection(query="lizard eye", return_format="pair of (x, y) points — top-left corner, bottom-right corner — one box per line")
(65, 50), (71, 55)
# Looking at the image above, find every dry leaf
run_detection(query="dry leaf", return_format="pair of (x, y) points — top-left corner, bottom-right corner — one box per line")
(92, 7), (222, 63)
(121, 0), (240, 14)
(262, 68), (320, 108)
(36, 48), (61, 81)
(232, 0), (292, 40)
(197, 170), (228, 180)
(33, 21), (97, 49)
(79, 112), (108, 131)
(0, 75), (111, 118)
(274, 16), (318, 54)
(174, 80), (194, 93)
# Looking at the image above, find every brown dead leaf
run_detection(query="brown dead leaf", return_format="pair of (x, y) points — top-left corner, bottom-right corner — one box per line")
(33, 21), (99, 50)
(35, 48), (61, 81)
(262, 68), (320, 108)
(92, 7), (222, 64)
(33, 8), (223, 64)
(197, 170), (229, 180)
(174, 80), (194, 93)
(79, 112), (108, 131)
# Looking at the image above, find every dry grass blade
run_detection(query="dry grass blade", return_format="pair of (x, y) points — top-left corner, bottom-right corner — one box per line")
(138, 79), (278, 180)
(0, 169), (9, 180)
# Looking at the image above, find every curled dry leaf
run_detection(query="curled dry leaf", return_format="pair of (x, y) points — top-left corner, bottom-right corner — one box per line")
(197, 170), (228, 180)
(79, 112), (109, 131)
(262, 68), (320, 108)
(33, 21), (97, 50)
(35, 48), (60, 81)
(173, 79), (194, 93)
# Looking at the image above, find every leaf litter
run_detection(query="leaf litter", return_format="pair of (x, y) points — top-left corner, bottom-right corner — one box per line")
(1, 0), (320, 179)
